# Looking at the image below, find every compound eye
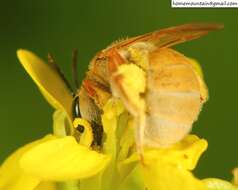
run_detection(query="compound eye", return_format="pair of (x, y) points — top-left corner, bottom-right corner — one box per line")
(72, 96), (81, 119)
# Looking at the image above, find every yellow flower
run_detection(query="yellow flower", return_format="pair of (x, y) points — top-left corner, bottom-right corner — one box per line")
(0, 118), (110, 189)
(0, 50), (110, 190)
(0, 49), (237, 190)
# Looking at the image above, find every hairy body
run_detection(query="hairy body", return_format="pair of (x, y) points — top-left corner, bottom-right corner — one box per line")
(76, 23), (221, 148)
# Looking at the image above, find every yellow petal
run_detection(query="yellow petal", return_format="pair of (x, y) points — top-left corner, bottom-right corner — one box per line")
(142, 160), (207, 190)
(141, 135), (208, 190)
(20, 136), (110, 181)
(119, 135), (208, 190)
(0, 135), (54, 190)
(158, 135), (208, 170)
(122, 135), (208, 171)
(203, 178), (238, 190)
(6, 174), (40, 190)
(17, 49), (73, 119)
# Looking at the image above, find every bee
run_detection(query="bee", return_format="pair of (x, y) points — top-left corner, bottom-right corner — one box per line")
(75, 23), (223, 150)
(18, 23), (223, 151)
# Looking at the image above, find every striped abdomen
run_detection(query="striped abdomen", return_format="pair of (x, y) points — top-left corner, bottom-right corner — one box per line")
(144, 48), (207, 147)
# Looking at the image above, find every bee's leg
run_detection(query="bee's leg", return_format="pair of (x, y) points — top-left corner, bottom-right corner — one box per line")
(135, 114), (146, 165)
(82, 79), (111, 108)
(107, 48), (146, 164)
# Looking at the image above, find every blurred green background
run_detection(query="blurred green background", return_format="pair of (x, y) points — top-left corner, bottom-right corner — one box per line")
(0, 0), (237, 181)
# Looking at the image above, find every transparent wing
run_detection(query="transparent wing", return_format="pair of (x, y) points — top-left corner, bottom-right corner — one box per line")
(112, 23), (223, 49)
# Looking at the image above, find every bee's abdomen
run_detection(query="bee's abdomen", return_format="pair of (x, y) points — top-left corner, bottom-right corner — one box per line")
(145, 91), (201, 147)
(147, 91), (201, 125)
(144, 48), (205, 147)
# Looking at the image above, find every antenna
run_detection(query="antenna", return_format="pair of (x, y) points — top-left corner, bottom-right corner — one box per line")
(72, 49), (79, 90)
(47, 53), (74, 94)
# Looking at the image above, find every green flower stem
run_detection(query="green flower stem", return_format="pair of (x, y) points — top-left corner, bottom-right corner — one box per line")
(80, 174), (102, 190)
(57, 181), (79, 190)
